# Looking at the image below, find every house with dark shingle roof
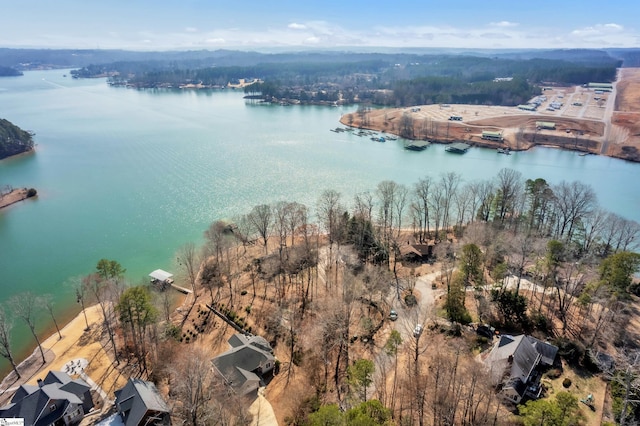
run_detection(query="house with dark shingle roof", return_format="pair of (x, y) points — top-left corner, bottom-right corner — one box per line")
(0, 370), (93, 425)
(212, 334), (276, 396)
(114, 378), (171, 426)
(484, 334), (558, 403)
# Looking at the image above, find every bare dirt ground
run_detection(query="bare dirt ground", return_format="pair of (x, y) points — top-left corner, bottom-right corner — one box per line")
(0, 188), (31, 210)
(610, 68), (640, 161)
(341, 70), (640, 161)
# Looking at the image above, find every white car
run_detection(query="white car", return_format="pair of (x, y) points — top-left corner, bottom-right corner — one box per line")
(389, 310), (398, 321)
(413, 324), (423, 337)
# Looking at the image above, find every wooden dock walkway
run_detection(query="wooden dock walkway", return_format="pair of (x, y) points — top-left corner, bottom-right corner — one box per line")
(170, 283), (193, 294)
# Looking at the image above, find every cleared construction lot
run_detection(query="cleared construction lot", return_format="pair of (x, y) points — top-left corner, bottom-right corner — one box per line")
(342, 70), (640, 161)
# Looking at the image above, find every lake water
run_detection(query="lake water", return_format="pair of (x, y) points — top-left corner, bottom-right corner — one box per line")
(0, 70), (639, 373)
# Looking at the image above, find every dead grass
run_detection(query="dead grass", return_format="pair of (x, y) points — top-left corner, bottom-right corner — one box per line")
(542, 360), (608, 426)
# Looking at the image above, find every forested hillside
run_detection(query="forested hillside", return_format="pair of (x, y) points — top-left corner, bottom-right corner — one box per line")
(0, 119), (34, 159)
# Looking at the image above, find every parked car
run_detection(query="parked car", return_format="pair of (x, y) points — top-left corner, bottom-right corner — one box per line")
(476, 325), (494, 339)
(389, 309), (398, 321)
(413, 324), (423, 337)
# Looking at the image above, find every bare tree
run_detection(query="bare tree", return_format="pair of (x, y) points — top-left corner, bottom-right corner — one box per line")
(400, 112), (414, 138)
(317, 189), (342, 247)
(248, 204), (273, 253)
(439, 172), (461, 234)
(176, 242), (202, 301)
(554, 259), (588, 336)
(285, 201), (308, 247)
(41, 294), (62, 340)
(10, 292), (46, 364)
(171, 345), (247, 425)
(615, 217), (640, 253)
(579, 207), (608, 253)
(470, 179), (495, 223)
(83, 273), (119, 364)
(353, 191), (374, 223)
(494, 168), (523, 225)
(317, 190), (343, 288)
(552, 180), (597, 241)
(203, 220), (234, 263)
(454, 183), (474, 228)
(0, 305), (20, 378)
(610, 349), (640, 426)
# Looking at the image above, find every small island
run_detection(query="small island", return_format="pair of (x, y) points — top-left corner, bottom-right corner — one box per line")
(0, 118), (35, 160)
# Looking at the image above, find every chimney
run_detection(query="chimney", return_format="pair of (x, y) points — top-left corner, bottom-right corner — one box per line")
(37, 378), (43, 387)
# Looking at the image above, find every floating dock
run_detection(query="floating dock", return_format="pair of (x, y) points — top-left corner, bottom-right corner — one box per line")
(445, 142), (470, 153)
(404, 141), (431, 151)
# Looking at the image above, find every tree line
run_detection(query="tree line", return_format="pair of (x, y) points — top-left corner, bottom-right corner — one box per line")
(64, 51), (621, 108)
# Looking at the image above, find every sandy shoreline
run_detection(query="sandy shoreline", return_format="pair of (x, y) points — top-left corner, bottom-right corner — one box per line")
(0, 188), (33, 210)
(0, 304), (126, 409)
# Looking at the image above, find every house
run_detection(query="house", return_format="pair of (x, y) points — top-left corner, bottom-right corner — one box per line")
(212, 334), (276, 396)
(400, 243), (434, 262)
(484, 334), (558, 403)
(114, 378), (171, 426)
(0, 370), (93, 425)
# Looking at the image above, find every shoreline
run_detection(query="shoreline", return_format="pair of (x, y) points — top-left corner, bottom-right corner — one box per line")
(0, 188), (35, 210)
(0, 288), (189, 400)
(0, 304), (101, 400)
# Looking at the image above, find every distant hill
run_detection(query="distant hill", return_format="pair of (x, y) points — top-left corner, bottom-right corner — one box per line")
(0, 119), (34, 159)
(1, 47), (638, 70)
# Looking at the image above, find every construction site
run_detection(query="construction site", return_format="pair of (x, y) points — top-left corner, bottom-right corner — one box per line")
(341, 68), (640, 162)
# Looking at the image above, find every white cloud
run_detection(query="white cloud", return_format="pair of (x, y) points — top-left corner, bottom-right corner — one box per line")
(490, 21), (519, 28)
(288, 23), (307, 30)
(571, 23), (624, 37)
(185, 27), (198, 33)
(480, 32), (512, 39)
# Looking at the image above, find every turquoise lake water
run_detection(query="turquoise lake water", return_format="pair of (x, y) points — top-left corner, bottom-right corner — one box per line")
(0, 70), (639, 373)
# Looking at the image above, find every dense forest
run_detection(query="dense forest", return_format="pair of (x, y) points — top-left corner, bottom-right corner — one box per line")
(63, 50), (621, 108)
(0, 118), (34, 160)
(0, 47), (625, 108)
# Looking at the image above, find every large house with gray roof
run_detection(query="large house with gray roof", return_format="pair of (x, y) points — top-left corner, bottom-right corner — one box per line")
(212, 334), (276, 396)
(0, 370), (93, 425)
(114, 378), (171, 426)
(484, 334), (558, 403)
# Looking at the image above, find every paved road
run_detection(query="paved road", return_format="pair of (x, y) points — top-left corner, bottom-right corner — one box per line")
(600, 70), (619, 154)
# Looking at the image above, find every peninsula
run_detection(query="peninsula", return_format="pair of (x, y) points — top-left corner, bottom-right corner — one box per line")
(0, 118), (35, 160)
(0, 119), (37, 209)
(0, 187), (37, 210)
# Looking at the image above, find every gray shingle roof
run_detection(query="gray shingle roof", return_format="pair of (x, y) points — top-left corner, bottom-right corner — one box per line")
(212, 334), (275, 395)
(0, 370), (89, 426)
(115, 378), (170, 426)
(485, 334), (558, 399)
(486, 335), (539, 385)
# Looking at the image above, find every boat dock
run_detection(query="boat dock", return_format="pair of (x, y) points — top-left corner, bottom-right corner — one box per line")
(445, 142), (471, 153)
(404, 141), (431, 151)
(149, 268), (192, 294)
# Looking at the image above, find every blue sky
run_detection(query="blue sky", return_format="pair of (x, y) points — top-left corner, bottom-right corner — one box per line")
(1, 0), (638, 50)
